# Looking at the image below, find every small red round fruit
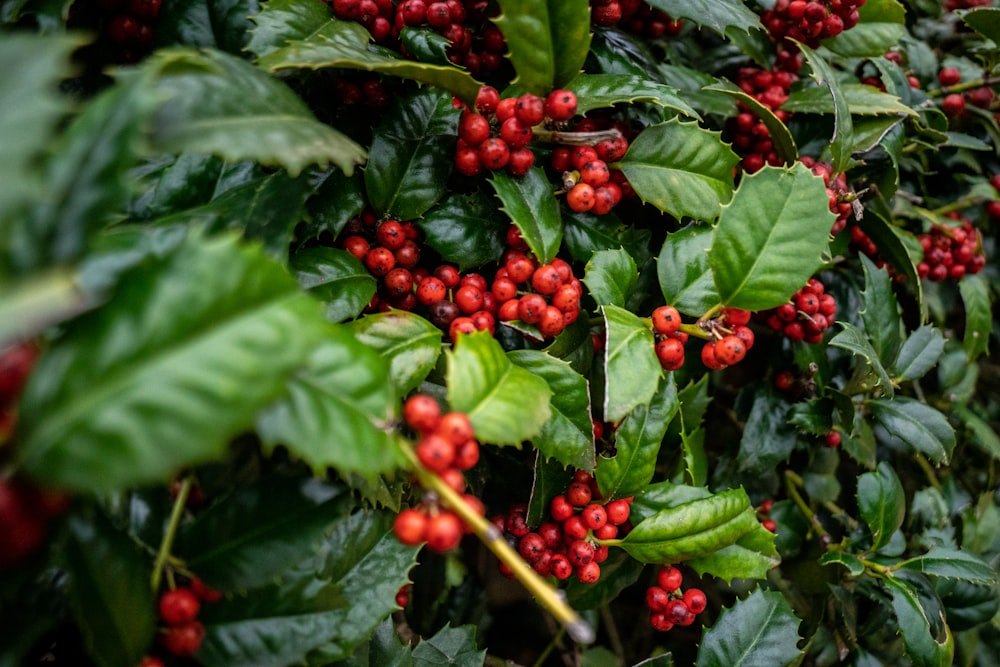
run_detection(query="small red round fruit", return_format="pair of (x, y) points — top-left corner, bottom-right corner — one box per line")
(732, 325), (755, 351)
(531, 264), (563, 295)
(500, 116), (533, 149)
(651, 305), (682, 335)
(453, 438), (480, 470)
(403, 394), (441, 433)
(158, 588), (201, 626)
(938, 66), (961, 87)
(449, 316), (476, 340)
(655, 337), (685, 371)
(657, 565), (683, 592)
(566, 481), (592, 507)
(566, 182), (595, 212)
(475, 84), (500, 114)
(507, 147), (535, 177)
(562, 515), (590, 540)
(650, 610), (674, 632)
(713, 335), (747, 366)
(395, 583), (412, 608)
(550, 494), (574, 522)
(376, 220), (406, 250)
(517, 293), (547, 324)
(594, 523), (618, 540)
(545, 89), (578, 121)
(364, 246), (396, 277)
(762, 518), (778, 532)
(416, 276), (448, 306)
(580, 503), (608, 530)
(701, 341), (727, 370)
(415, 433), (456, 472)
(570, 146), (599, 170)
(160, 620), (205, 657)
(550, 553), (573, 579)
(478, 137), (511, 170)
(454, 284), (484, 314)
(605, 499), (630, 526)
(506, 254), (536, 283)
(438, 411), (474, 445)
(724, 307), (751, 326)
(941, 93), (966, 118)
(138, 657), (165, 667)
(426, 511), (464, 552)
(646, 586), (669, 612)
(683, 588), (708, 614)
(579, 160), (610, 188)
(537, 306), (565, 338)
(575, 560), (601, 583)
(824, 431), (842, 448)
(189, 578), (223, 603)
(518, 532), (547, 562)
(458, 112), (491, 146)
(515, 93), (546, 126)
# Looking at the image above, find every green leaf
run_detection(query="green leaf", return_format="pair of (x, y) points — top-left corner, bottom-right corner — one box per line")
(257, 18), (482, 105)
(180, 475), (347, 590)
(859, 211), (923, 314)
(685, 523), (779, 582)
(351, 311), (442, 397)
(870, 397), (956, 465)
(859, 254), (903, 366)
(447, 331), (552, 446)
(782, 83), (916, 117)
(508, 350), (595, 471)
(565, 550), (645, 609)
(957, 7), (1000, 43)
(704, 81), (796, 166)
(493, 0), (591, 92)
(736, 384), (798, 474)
(412, 623), (485, 666)
(893, 325), (945, 382)
(256, 331), (402, 478)
(602, 304), (660, 424)
(565, 73), (699, 118)
(697, 589), (803, 667)
(364, 86), (458, 220)
(306, 169), (367, 239)
(246, 0), (330, 57)
(147, 48), (365, 177)
(418, 192), (508, 271)
(818, 551), (866, 576)
(17, 233), (331, 492)
(798, 43), (854, 174)
(883, 575), (954, 667)
(829, 322), (895, 398)
(583, 248), (638, 308)
(656, 223), (719, 316)
(490, 168), (563, 264)
(597, 376), (678, 500)
(399, 27), (452, 66)
(681, 426), (708, 487)
(618, 119), (738, 221)
(616, 488), (756, 563)
(959, 274), (991, 361)
(0, 34), (76, 236)
(709, 163), (834, 311)
(65, 508), (156, 667)
(954, 406), (1000, 461)
(291, 247), (378, 324)
(156, 0), (257, 53)
(823, 0), (907, 57)
(899, 547), (998, 584)
(857, 462), (905, 551)
(644, 0), (761, 37)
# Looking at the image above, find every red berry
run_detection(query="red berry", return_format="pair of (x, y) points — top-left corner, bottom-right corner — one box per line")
(762, 518), (777, 532)
(159, 588), (201, 626)
(404, 394), (441, 433)
(507, 147), (536, 177)
(655, 337), (685, 371)
(517, 293), (547, 324)
(426, 511), (464, 552)
(518, 532), (547, 561)
(713, 335), (747, 366)
(545, 89), (578, 121)
(579, 160), (610, 188)
(700, 341), (727, 370)
(394, 508), (429, 545)
(138, 658), (165, 667)
(575, 560), (601, 583)
(581, 503), (608, 530)
(550, 553), (573, 579)
(438, 411), (474, 446)
(938, 66), (962, 87)
(160, 620), (205, 657)
(657, 565), (683, 592)
(189, 577), (223, 603)
(416, 276), (448, 306)
(942, 93), (966, 117)
(454, 284), (484, 314)
(478, 137), (511, 170)
(531, 264), (563, 295)
(651, 305), (682, 335)
(537, 305), (565, 338)
(514, 93), (546, 126)
(646, 586), (669, 612)
(459, 112), (491, 146)
(824, 431), (842, 448)
(605, 499), (630, 525)
(365, 246), (396, 276)
(683, 588), (707, 614)
(562, 515), (590, 540)
(566, 182), (595, 212)
(500, 116), (533, 149)
(475, 85), (499, 114)
(550, 495), (574, 522)
(416, 434), (456, 472)
(566, 481), (592, 507)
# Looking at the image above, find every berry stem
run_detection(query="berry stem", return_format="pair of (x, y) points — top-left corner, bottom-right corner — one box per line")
(783, 470), (832, 544)
(532, 127), (624, 146)
(401, 446), (595, 645)
(929, 76), (1000, 98)
(151, 475), (193, 593)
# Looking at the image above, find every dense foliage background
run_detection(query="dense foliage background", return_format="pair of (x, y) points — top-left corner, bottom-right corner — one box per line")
(1, 0), (999, 665)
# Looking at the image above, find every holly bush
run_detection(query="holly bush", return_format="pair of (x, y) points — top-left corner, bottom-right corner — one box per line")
(1, 0), (999, 665)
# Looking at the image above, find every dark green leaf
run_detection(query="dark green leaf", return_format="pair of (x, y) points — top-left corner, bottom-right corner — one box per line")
(798, 43), (854, 173)
(597, 376), (677, 500)
(681, 426), (708, 487)
(148, 49), (365, 177)
(256, 18), (482, 104)
(899, 547), (997, 584)
(508, 350), (595, 471)
(399, 27), (452, 66)
(656, 223), (718, 317)
(697, 589), (802, 667)
(957, 7), (1000, 43)
(447, 332), (552, 446)
(619, 119), (738, 221)
(857, 462), (905, 551)
(858, 211), (923, 315)
(644, 0), (761, 36)
(331, 617), (414, 667)
(351, 311), (442, 396)
(494, 0), (591, 92)
(894, 325), (945, 382)
(710, 163), (834, 310)
(65, 509), (156, 667)
(602, 304), (660, 424)
(256, 331), (402, 478)
(829, 322), (895, 398)
(959, 274), (991, 361)
(584, 248), (638, 308)
(412, 623), (485, 666)
(364, 86), (458, 219)
(565, 73), (699, 118)
(291, 247), (377, 323)
(246, 0), (329, 57)
(660, 65), (737, 117)
(563, 209), (652, 264)
(17, 233), (331, 492)
(737, 384), (797, 474)
(954, 406), (1000, 461)
(819, 551), (866, 576)
(883, 575), (953, 667)
(870, 397), (956, 465)
(180, 475), (346, 590)
(418, 192), (508, 271)
(156, 0), (257, 52)
(589, 26), (662, 78)
(490, 168), (563, 264)
(565, 550), (644, 610)
(782, 83), (916, 116)
(704, 81), (796, 165)
(823, 0), (907, 58)
(305, 169), (367, 239)
(859, 253), (903, 366)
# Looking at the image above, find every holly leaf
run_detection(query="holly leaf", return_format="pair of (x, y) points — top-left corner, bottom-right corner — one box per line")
(65, 508), (156, 667)
(870, 397), (956, 465)
(584, 248), (638, 308)
(819, 551), (866, 576)
(565, 550), (645, 610)
(882, 575), (954, 667)
(447, 332), (552, 446)
(351, 311), (442, 397)
(493, 0), (591, 93)
(291, 247), (377, 324)
(823, 0), (907, 58)
(412, 624), (485, 666)
(957, 7), (1000, 44)
(857, 462), (905, 552)
(565, 73), (699, 118)
(364, 86), (458, 220)
(597, 377), (677, 500)
(156, 0), (257, 52)
(618, 119), (738, 222)
(704, 81), (796, 165)
(959, 274), (991, 361)
(508, 350), (595, 471)
(491, 168), (563, 265)
(644, 0), (761, 37)
(247, 0), (331, 57)
(306, 169), (367, 239)
(710, 163), (834, 311)
(418, 191), (508, 271)
(686, 522), (779, 582)
(829, 322), (895, 398)
(798, 43), (854, 174)
(893, 325), (945, 383)
(602, 304), (659, 424)
(859, 252), (904, 366)
(256, 331), (402, 478)
(17, 232), (332, 492)
(737, 384), (798, 474)
(898, 547), (998, 585)
(782, 83), (916, 117)
(656, 223), (719, 316)
(697, 589), (803, 667)
(859, 210), (924, 316)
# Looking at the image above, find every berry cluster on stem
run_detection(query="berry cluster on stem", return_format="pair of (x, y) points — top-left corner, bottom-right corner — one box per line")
(150, 578), (220, 660)
(645, 565), (707, 632)
(727, 66), (798, 173)
(758, 278), (836, 344)
(760, 0), (866, 51)
(651, 306), (755, 372)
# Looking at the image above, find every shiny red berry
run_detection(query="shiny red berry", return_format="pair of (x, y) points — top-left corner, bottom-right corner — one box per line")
(158, 588), (200, 626)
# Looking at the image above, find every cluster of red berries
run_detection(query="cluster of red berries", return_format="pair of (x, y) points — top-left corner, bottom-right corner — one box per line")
(589, 0), (683, 38)
(328, 73), (393, 113)
(551, 140), (629, 215)
(940, 86), (996, 121)
(339, 211), (424, 312)
(494, 471), (632, 584)
(644, 565), (707, 632)
(650, 306), (754, 372)
(758, 278), (836, 344)
(454, 87), (579, 178)
(757, 498), (777, 533)
(945, 0), (992, 11)
(917, 216), (986, 282)
(144, 580), (221, 662)
(492, 244), (584, 340)
(95, 0), (162, 63)
(727, 67), (798, 173)
(760, 0), (866, 50)
(393, 395), (486, 553)
(800, 157), (853, 235)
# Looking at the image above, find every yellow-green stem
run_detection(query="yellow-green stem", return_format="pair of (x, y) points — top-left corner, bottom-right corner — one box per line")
(784, 470), (832, 543)
(151, 476), (192, 593)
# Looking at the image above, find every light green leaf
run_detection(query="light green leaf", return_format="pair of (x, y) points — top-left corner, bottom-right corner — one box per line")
(959, 274), (991, 361)
(656, 223), (719, 316)
(957, 7), (1000, 43)
(351, 311), (442, 397)
(898, 546), (998, 584)
(798, 43), (854, 174)
(565, 73), (699, 118)
(859, 253), (903, 366)
(291, 247), (377, 324)
(491, 168), (563, 265)
(584, 248), (638, 308)
(644, 0), (761, 37)
(823, 0), (907, 58)
(494, 0), (591, 92)
(883, 575), (954, 667)
(412, 624), (485, 666)
(704, 81), (796, 165)
(782, 83), (917, 116)
(247, 0), (334, 57)
(602, 304), (659, 424)
(829, 322), (895, 398)
(894, 325), (945, 382)
(857, 462), (905, 551)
